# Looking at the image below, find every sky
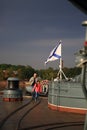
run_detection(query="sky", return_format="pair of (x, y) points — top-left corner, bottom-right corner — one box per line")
(0, 0), (87, 69)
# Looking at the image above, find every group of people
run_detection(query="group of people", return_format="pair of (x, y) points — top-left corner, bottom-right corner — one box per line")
(28, 73), (42, 101)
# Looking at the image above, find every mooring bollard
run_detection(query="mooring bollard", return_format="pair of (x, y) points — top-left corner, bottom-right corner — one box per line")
(3, 77), (23, 102)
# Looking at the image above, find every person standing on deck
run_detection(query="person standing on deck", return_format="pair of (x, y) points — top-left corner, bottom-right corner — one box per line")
(29, 73), (37, 87)
(32, 80), (42, 101)
(29, 73), (37, 99)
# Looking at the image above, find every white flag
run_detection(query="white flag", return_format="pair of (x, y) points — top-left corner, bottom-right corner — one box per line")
(45, 41), (62, 64)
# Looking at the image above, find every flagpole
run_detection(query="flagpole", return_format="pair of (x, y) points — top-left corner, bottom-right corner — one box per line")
(58, 40), (67, 81)
(59, 58), (62, 80)
(59, 40), (62, 80)
(57, 40), (62, 81)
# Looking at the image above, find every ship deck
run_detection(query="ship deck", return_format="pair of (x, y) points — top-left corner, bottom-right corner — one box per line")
(0, 93), (85, 130)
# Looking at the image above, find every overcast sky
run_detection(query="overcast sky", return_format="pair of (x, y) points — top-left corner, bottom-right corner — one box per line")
(0, 0), (87, 69)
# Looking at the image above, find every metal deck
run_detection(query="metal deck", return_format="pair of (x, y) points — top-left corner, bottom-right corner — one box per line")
(0, 93), (85, 130)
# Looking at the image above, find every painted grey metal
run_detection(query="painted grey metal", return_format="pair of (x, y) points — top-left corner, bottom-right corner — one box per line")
(3, 89), (22, 98)
(3, 77), (23, 99)
(7, 77), (19, 89)
(25, 86), (33, 93)
(7, 77), (19, 81)
(48, 80), (87, 109)
(81, 63), (87, 130)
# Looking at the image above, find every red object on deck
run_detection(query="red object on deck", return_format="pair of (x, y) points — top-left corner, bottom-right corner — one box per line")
(48, 103), (87, 114)
(84, 41), (87, 46)
(3, 97), (23, 102)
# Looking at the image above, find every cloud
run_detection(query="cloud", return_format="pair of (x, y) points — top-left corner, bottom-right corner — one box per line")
(0, 0), (87, 69)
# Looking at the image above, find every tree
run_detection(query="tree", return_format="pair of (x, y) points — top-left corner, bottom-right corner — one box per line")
(0, 64), (82, 81)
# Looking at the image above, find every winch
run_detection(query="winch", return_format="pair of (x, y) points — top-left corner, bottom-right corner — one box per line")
(3, 77), (23, 101)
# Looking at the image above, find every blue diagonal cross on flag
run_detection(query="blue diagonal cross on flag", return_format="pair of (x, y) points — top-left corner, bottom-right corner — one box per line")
(45, 40), (62, 64)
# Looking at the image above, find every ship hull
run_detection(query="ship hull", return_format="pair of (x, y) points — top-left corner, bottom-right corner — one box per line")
(48, 81), (87, 114)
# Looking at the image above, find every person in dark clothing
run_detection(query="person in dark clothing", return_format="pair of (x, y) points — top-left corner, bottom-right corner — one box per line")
(29, 73), (37, 99)
(29, 73), (37, 87)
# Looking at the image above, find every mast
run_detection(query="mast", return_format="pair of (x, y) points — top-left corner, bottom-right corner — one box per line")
(59, 58), (62, 80)
(59, 41), (62, 80)
(58, 41), (67, 81)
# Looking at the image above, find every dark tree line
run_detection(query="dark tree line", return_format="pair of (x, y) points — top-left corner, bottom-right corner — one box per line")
(0, 64), (81, 81)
